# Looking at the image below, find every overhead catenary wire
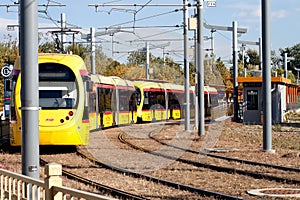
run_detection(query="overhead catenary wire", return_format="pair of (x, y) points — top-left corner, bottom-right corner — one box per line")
(107, 8), (182, 28)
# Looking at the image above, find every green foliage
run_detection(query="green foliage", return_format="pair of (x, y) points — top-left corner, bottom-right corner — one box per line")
(39, 41), (57, 53)
(0, 35), (19, 109)
(279, 44), (300, 78)
(0, 34), (19, 66)
(246, 49), (260, 66)
(65, 43), (89, 60)
(215, 58), (232, 89)
(127, 50), (148, 66)
(83, 45), (112, 74)
(238, 48), (260, 69)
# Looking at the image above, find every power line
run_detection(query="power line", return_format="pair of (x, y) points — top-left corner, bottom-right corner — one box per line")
(108, 8), (182, 28)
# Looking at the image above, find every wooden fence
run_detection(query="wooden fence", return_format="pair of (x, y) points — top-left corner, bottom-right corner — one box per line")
(0, 163), (115, 200)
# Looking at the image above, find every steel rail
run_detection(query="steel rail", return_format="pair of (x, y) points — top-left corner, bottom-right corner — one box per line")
(77, 148), (243, 200)
(40, 159), (148, 200)
(118, 132), (300, 185)
(148, 131), (300, 173)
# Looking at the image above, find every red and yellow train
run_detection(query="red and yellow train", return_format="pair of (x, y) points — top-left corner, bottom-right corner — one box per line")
(9, 53), (219, 146)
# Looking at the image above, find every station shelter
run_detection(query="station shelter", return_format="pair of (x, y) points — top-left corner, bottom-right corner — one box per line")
(237, 77), (299, 124)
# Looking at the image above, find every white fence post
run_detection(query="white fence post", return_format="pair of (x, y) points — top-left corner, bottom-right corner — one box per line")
(45, 163), (62, 200)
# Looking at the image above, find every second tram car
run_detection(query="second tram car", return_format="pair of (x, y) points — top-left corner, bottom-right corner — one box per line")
(133, 79), (195, 122)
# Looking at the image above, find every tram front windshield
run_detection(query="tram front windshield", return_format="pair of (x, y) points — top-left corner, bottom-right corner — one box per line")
(38, 63), (78, 109)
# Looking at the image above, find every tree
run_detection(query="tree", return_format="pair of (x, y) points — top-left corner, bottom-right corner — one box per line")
(279, 44), (300, 77)
(246, 49), (260, 66)
(39, 41), (57, 53)
(65, 43), (89, 60)
(127, 50), (149, 66)
(238, 49), (260, 69)
(0, 35), (19, 109)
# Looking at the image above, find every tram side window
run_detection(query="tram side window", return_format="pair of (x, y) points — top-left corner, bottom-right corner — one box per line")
(144, 91), (149, 107)
(169, 93), (180, 109)
(149, 92), (157, 106)
(156, 93), (165, 108)
(10, 78), (17, 120)
(98, 88), (105, 113)
(135, 88), (141, 105)
(129, 92), (137, 111)
(89, 93), (96, 112)
(98, 88), (112, 112)
(210, 94), (219, 107)
(204, 94), (209, 107)
(119, 90), (129, 111)
(246, 90), (258, 110)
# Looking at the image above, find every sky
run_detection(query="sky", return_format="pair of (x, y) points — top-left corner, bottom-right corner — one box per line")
(0, 0), (299, 64)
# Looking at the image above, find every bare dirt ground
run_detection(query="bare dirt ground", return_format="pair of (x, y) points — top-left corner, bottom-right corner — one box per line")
(0, 119), (299, 199)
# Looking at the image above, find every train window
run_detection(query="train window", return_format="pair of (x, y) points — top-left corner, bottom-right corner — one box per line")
(210, 94), (219, 107)
(39, 84), (77, 109)
(246, 90), (258, 110)
(40, 90), (61, 98)
(89, 93), (96, 112)
(38, 63), (78, 109)
(10, 79), (17, 120)
(39, 63), (75, 81)
(156, 93), (165, 108)
(144, 91), (149, 105)
(168, 93), (180, 109)
(149, 92), (157, 106)
(105, 89), (113, 111)
(129, 92), (137, 111)
(135, 88), (141, 105)
(98, 88), (105, 112)
(119, 90), (129, 111)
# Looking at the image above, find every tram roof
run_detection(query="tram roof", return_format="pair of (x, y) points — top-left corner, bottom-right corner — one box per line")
(109, 76), (135, 88)
(14, 53), (87, 72)
(39, 53), (86, 71)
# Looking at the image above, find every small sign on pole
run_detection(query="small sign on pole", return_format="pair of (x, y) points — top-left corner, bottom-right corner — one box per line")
(207, 1), (216, 7)
(1, 65), (12, 77)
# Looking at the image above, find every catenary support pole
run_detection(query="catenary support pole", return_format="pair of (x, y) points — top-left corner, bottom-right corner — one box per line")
(197, 0), (205, 136)
(232, 21), (239, 122)
(259, 37), (262, 70)
(146, 41), (150, 80)
(284, 53), (288, 78)
(183, 0), (190, 131)
(90, 27), (96, 74)
(20, 0), (40, 190)
(60, 13), (66, 52)
(193, 15), (198, 130)
(262, 0), (273, 152)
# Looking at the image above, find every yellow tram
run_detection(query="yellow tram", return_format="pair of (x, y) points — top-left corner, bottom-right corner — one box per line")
(10, 53), (91, 146)
(9, 53), (219, 146)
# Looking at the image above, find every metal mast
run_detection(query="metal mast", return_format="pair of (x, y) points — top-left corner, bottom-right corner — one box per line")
(20, 0), (40, 187)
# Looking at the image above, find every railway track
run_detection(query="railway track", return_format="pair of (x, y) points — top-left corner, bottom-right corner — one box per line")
(1, 120), (299, 199)
(40, 157), (147, 200)
(76, 148), (243, 200)
(118, 132), (300, 185)
(149, 131), (300, 173)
